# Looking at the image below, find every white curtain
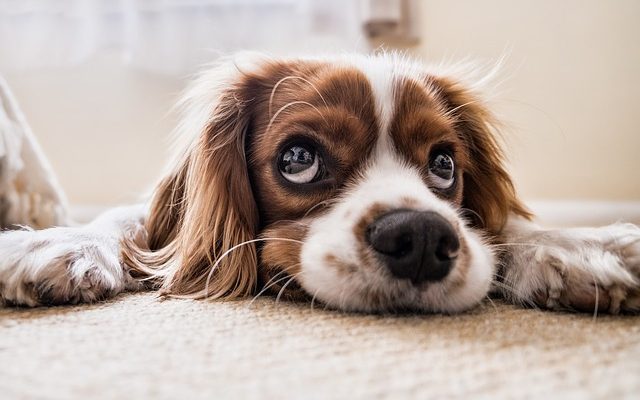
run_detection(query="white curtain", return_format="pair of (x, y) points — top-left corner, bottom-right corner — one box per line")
(0, 0), (370, 75)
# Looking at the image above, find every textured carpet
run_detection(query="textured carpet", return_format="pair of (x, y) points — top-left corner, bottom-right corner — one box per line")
(1, 294), (639, 399)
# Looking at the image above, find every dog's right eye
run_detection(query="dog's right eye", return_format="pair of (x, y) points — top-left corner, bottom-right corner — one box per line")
(278, 144), (324, 184)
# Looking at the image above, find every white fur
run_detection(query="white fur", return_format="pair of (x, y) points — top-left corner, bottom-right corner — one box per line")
(498, 217), (640, 313)
(0, 205), (146, 306)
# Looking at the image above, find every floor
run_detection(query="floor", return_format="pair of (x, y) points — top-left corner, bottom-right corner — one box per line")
(1, 293), (638, 399)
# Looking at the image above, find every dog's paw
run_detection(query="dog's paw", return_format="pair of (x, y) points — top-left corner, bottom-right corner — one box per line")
(502, 223), (640, 314)
(0, 227), (140, 306)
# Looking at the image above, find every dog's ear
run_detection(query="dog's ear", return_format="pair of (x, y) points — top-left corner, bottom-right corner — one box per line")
(432, 76), (532, 235)
(123, 60), (262, 299)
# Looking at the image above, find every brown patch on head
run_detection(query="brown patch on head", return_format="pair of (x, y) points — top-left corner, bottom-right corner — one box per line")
(428, 76), (532, 234)
(246, 63), (379, 225)
(389, 78), (470, 205)
(386, 73), (531, 235)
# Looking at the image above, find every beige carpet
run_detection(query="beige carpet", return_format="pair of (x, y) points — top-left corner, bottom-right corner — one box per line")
(1, 293), (639, 400)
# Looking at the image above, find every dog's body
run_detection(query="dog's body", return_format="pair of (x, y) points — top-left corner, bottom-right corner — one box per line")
(1, 53), (639, 313)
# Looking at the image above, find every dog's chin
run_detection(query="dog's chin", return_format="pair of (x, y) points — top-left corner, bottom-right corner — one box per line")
(297, 228), (495, 314)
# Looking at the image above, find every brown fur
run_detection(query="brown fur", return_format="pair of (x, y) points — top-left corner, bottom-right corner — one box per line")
(122, 76), (261, 299)
(248, 67), (378, 224)
(430, 76), (532, 234)
(389, 78), (468, 205)
(258, 221), (309, 301)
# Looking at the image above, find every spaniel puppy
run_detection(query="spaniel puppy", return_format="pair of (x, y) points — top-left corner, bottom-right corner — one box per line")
(1, 53), (639, 314)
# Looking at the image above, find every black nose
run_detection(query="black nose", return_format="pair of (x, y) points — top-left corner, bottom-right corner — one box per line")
(365, 210), (460, 284)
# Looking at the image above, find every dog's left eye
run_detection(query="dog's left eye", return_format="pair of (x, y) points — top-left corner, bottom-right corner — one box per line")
(278, 144), (323, 184)
(428, 151), (455, 190)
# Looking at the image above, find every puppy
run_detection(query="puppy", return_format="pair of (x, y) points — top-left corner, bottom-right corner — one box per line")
(1, 53), (639, 314)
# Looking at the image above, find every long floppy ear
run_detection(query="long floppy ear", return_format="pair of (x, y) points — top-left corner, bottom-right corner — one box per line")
(433, 76), (532, 235)
(122, 59), (261, 299)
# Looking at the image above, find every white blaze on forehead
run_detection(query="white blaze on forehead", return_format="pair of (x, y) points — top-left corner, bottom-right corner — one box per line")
(354, 57), (396, 139)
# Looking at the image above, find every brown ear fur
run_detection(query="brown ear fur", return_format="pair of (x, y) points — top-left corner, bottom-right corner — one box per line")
(122, 72), (259, 299)
(433, 76), (532, 235)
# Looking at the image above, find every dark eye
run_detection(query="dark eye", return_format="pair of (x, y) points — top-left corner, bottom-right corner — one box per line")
(278, 144), (323, 184)
(428, 151), (455, 190)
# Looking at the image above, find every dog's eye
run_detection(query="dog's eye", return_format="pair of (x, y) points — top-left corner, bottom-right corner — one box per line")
(428, 151), (455, 189)
(278, 145), (322, 184)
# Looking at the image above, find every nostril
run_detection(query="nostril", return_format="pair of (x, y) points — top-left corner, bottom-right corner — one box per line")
(435, 235), (460, 262)
(367, 225), (414, 258)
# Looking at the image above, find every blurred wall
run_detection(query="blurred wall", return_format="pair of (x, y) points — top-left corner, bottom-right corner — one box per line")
(409, 0), (640, 201)
(4, 0), (640, 206)
(5, 54), (182, 205)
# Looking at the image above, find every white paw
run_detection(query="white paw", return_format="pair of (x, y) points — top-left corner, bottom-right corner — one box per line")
(0, 227), (140, 306)
(503, 223), (640, 314)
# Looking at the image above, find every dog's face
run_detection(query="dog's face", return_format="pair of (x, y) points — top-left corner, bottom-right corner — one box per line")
(126, 54), (529, 313)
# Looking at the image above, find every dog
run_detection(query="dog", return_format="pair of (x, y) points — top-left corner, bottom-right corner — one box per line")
(1, 53), (639, 314)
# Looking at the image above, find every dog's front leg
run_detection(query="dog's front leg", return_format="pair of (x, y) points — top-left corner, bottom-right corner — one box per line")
(495, 216), (640, 314)
(0, 205), (147, 306)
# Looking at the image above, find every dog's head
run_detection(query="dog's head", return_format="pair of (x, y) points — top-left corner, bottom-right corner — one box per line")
(124, 53), (530, 313)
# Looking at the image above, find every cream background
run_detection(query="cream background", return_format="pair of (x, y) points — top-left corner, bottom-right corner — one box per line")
(4, 0), (640, 206)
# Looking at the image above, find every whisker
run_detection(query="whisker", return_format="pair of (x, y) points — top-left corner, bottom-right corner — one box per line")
(269, 75), (329, 117)
(593, 280), (600, 322)
(491, 271), (510, 283)
(247, 271), (291, 307)
(247, 270), (289, 307)
(275, 272), (302, 304)
(443, 99), (480, 119)
(337, 284), (349, 315)
(303, 199), (336, 218)
(248, 262), (303, 308)
(268, 219), (310, 229)
(459, 207), (485, 227)
(490, 269), (531, 305)
(583, 267), (600, 322)
(310, 288), (322, 311)
(485, 295), (499, 312)
(266, 101), (327, 135)
(204, 237), (304, 299)
(490, 242), (559, 250)
(490, 280), (540, 310)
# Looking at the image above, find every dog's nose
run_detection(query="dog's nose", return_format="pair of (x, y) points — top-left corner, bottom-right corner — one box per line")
(366, 210), (460, 284)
